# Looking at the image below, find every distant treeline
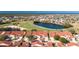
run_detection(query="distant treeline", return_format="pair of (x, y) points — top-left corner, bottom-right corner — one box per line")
(0, 28), (20, 31)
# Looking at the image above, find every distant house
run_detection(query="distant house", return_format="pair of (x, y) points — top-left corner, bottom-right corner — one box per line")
(0, 18), (4, 23)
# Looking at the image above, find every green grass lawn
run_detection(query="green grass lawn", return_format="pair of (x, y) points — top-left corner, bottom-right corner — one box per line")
(0, 20), (62, 31)
(18, 21), (55, 31)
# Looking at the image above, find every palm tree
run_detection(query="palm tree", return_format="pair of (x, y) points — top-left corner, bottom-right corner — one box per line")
(47, 30), (50, 40)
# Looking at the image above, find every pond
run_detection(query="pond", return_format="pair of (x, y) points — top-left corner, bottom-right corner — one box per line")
(34, 22), (64, 29)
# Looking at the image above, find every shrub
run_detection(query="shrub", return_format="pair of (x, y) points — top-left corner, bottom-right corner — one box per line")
(59, 37), (69, 44)
(0, 35), (5, 41)
(54, 35), (60, 40)
(34, 21), (40, 24)
(31, 29), (37, 31)
(68, 29), (76, 34)
(27, 35), (37, 41)
(63, 23), (73, 28)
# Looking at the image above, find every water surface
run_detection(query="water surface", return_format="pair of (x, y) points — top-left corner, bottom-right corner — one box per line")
(34, 22), (64, 29)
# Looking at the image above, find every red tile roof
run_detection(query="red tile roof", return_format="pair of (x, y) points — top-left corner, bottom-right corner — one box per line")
(0, 31), (3, 34)
(49, 31), (73, 38)
(32, 31), (48, 36)
(26, 31), (31, 36)
(4, 31), (11, 35)
(10, 31), (25, 36)
(56, 42), (64, 47)
(49, 31), (56, 37)
(67, 42), (77, 46)
(31, 40), (43, 46)
(0, 31), (5, 35)
(0, 41), (12, 47)
(20, 42), (29, 47)
(47, 41), (53, 47)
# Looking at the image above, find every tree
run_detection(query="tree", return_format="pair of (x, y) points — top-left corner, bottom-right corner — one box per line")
(12, 22), (18, 25)
(68, 29), (76, 34)
(47, 31), (50, 40)
(59, 37), (69, 44)
(31, 29), (37, 31)
(63, 23), (73, 28)
(54, 35), (60, 40)
(27, 35), (37, 41)
(0, 35), (5, 41)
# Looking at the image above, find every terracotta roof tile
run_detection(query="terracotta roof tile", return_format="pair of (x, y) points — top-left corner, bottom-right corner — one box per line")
(49, 31), (73, 38)
(47, 41), (53, 47)
(0, 41), (12, 47)
(10, 31), (25, 36)
(49, 32), (56, 37)
(32, 31), (48, 36)
(67, 42), (77, 46)
(57, 42), (64, 47)
(4, 31), (11, 35)
(26, 31), (31, 36)
(0, 31), (3, 34)
(31, 40), (43, 46)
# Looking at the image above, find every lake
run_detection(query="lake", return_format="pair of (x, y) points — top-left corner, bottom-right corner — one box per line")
(34, 22), (64, 29)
